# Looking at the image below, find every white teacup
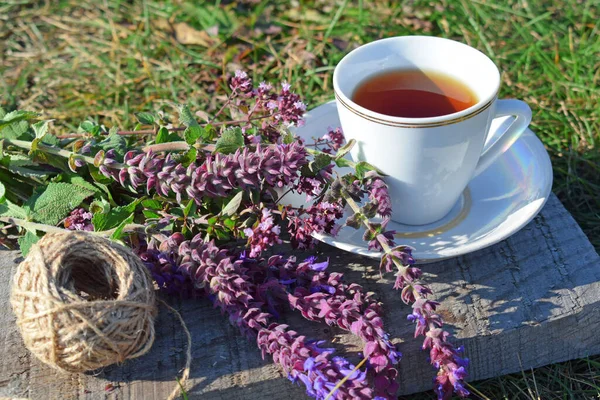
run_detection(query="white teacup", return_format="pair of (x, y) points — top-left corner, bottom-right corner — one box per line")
(333, 36), (532, 225)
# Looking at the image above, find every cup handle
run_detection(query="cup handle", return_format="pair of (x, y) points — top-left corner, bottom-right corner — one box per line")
(474, 99), (532, 176)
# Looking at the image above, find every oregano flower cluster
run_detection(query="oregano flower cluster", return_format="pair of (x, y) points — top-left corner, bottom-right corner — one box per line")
(0, 71), (468, 400)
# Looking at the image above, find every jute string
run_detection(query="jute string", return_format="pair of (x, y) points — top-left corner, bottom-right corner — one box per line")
(10, 232), (191, 399)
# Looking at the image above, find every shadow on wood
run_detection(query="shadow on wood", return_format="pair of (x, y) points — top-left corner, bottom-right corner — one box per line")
(1, 194), (600, 399)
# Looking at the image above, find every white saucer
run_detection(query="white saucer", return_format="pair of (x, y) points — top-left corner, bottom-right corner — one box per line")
(288, 101), (553, 263)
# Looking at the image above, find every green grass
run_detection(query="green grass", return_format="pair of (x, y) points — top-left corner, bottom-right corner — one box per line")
(1, 0), (599, 398)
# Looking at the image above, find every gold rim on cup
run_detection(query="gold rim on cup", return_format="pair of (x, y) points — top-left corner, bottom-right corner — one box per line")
(334, 91), (498, 128)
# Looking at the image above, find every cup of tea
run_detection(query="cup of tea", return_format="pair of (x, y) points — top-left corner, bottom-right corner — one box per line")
(333, 36), (532, 225)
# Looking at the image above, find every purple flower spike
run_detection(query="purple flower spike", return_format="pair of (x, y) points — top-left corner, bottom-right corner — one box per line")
(381, 244), (469, 399)
(95, 142), (309, 203)
(366, 175), (392, 218)
(139, 234), (375, 400)
(285, 262), (401, 398)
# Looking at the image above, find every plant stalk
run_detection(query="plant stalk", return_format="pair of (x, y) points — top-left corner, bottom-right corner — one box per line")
(0, 217), (148, 237)
(0, 217), (68, 234)
(340, 189), (414, 288)
(55, 114), (275, 139)
(4, 139), (125, 169)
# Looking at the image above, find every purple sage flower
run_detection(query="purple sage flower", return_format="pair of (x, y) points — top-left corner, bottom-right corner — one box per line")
(97, 142), (309, 204)
(366, 174), (392, 218)
(140, 234), (375, 399)
(286, 263), (402, 398)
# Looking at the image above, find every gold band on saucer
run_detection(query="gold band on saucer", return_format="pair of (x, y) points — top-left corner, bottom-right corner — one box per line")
(334, 92), (497, 128)
(395, 188), (472, 239)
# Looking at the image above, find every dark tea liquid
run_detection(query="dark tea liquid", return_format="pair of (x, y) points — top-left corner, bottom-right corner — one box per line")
(352, 69), (478, 118)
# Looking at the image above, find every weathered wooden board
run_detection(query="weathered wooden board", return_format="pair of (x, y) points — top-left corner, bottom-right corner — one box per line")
(1, 193), (600, 400)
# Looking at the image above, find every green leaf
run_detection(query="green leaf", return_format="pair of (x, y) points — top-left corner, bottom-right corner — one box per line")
(142, 210), (161, 219)
(178, 147), (197, 167)
(282, 130), (295, 144)
(32, 119), (51, 139)
(8, 154), (36, 166)
(62, 175), (103, 197)
(221, 191), (243, 216)
(0, 169), (50, 196)
(30, 150), (69, 173)
(335, 139), (356, 159)
(88, 165), (114, 184)
(0, 200), (28, 219)
(214, 128), (244, 155)
(170, 207), (184, 218)
(24, 183), (95, 225)
(0, 182), (5, 203)
(41, 133), (60, 146)
(6, 153), (53, 178)
(355, 161), (386, 180)
(92, 198), (141, 231)
(89, 198), (110, 214)
(0, 110), (38, 129)
(184, 126), (203, 145)
(92, 181), (116, 204)
(223, 217), (236, 230)
(178, 104), (199, 127)
(155, 126), (181, 144)
(10, 167), (56, 179)
(135, 112), (156, 125)
(0, 120), (29, 140)
(142, 199), (163, 210)
(0, 142), (7, 165)
(203, 124), (217, 141)
(334, 157), (354, 168)
(110, 212), (134, 240)
(309, 152), (333, 173)
(94, 132), (127, 158)
(184, 123), (215, 145)
(183, 199), (196, 218)
(8, 163), (55, 179)
(18, 230), (40, 257)
(213, 227), (230, 240)
(30, 120), (53, 154)
(79, 120), (100, 135)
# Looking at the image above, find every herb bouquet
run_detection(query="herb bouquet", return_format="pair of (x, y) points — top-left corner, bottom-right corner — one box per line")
(0, 72), (468, 400)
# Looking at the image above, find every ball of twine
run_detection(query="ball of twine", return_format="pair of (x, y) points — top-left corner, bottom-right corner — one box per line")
(10, 231), (157, 373)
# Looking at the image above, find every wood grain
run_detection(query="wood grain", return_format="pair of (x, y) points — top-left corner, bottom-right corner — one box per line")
(1, 194), (600, 399)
